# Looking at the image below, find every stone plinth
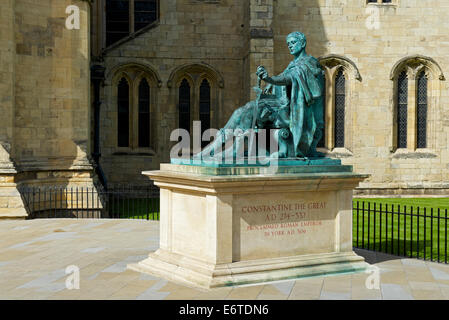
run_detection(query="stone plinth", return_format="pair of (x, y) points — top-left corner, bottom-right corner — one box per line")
(128, 162), (370, 289)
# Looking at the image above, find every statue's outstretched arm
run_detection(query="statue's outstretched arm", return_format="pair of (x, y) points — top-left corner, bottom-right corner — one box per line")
(264, 73), (291, 86)
(256, 66), (291, 86)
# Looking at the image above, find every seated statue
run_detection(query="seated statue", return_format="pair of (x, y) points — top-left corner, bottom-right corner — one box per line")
(200, 31), (325, 160)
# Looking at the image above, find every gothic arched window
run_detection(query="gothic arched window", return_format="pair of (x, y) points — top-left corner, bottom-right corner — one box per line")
(106, 0), (159, 47)
(179, 79), (191, 134)
(334, 69), (346, 148)
(317, 76), (326, 148)
(112, 65), (159, 151)
(138, 78), (150, 148)
(319, 55), (360, 153)
(169, 64), (223, 149)
(390, 56), (444, 151)
(106, 0), (130, 46)
(397, 71), (408, 149)
(417, 71), (428, 149)
(134, 0), (158, 32)
(117, 78), (130, 147)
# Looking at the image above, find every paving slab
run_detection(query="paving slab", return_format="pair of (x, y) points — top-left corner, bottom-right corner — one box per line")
(1, 219), (449, 300)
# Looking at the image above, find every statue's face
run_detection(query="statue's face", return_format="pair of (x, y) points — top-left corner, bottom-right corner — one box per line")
(286, 36), (304, 56)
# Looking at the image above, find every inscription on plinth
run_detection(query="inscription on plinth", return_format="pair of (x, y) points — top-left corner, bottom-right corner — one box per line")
(233, 192), (336, 260)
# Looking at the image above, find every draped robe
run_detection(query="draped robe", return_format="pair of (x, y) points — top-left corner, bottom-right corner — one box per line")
(284, 55), (324, 157)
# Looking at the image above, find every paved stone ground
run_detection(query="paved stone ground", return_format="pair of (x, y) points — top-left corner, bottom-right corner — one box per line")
(1, 219), (449, 300)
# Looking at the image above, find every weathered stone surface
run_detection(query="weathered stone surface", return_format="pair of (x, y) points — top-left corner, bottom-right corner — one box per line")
(250, 28), (273, 39)
(0, 0), (98, 218)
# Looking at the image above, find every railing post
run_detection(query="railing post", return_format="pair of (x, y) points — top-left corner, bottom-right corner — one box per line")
(37, 187), (40, 218)
(410, 206), (413, 258)
(54, 187), (57, 218)
(49, 188), (53, 219)
(76, 187), (79, 218)
(431, 208), (434, 262)
(380, 204), (388, 252)
(379, 203), (382, 252)
(362, 202), (365, 249)
(60, 187), (63, 218)
(417, 207), (420, 259)
(86, 186), (89, 218)
(373, 203), (376, 251)
(368, 202), (371, 251)
(390, 204), (394, 254)
(438, 208), (440, 263)
(424, 208), (427, 260)
(445, 209), (447, 264)
(147, 186), (150, 220)
(356, 201), (359, 248)
(397, 205), (400, 256)
(404, 205), (406, 257)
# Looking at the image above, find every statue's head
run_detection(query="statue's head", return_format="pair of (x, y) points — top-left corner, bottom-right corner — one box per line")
(286, 31), (306, 55)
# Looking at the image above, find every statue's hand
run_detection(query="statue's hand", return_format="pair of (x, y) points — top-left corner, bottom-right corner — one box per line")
(256, 66), (268, 80)
(263, 83), (273, 94)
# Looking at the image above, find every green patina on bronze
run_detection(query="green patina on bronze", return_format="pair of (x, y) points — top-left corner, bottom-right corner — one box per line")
(195, 31), (325, 162)
(170, 157), (354, 175)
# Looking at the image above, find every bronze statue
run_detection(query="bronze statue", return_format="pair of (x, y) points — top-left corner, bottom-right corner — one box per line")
(200, 31), (324, 160)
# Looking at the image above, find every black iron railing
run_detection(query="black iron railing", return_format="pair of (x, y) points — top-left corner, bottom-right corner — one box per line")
(20, 189), (449, 264)
(353, 201), (449, 264)
(20, 184), (160, 220)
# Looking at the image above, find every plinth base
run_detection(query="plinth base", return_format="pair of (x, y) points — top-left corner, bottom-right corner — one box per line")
(129, 163), (370, 290)
(128, 249), (369, 289)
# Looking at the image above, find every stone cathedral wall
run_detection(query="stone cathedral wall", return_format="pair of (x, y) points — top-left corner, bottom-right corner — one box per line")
(98, 0), (449, 194)
(97, 0), (248, 184)
(271, 0), (449, 195)
(0, 0), (96, 218)
(2, 0), (448, 214)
